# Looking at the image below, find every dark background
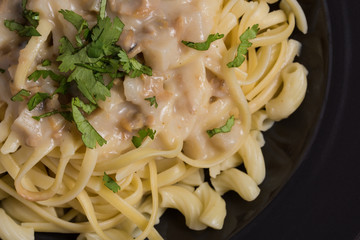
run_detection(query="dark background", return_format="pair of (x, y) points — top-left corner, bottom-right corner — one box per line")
(233, 0), (360, 239)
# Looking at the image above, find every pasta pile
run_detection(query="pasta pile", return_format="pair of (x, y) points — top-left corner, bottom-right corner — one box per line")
(0, 0), (308, 239)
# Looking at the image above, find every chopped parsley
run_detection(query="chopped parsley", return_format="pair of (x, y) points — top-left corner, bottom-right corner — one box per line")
(132, 128), (156, 148)
(227, 24), (259, 68)
(32, 110), (60, 121)
(145, 96), (158, 108)
(72, 97), (97, 115)
(118, 49), (152, 78)
(32, 110), (73, 122)
(0, 68), (5, 73)
(182, 33), (224, 51)
(11, 89), (31, 102)
(3, 0), (41, 37)
(27, 92), (50, 111)
(71, 98), (107, 149)
(103, 172), (120, 193)
(206, 116), (235, 138)
(42, 60), (51, 66)
(28, 70), (66, 83)
(22, 0), (39, 27)
(7, 0), (155, 149)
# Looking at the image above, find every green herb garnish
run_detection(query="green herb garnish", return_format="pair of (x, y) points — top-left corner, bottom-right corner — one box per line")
(27, 92), (51, 111)
(103, 172), (120, 193)
(145, 96), (158, 108)
(71, 98), (107, 149)
(132, 128), (156, 148)
(4, 0), (40, 37)
(118, 49), (152, 78)
(28, 70), (66, 83)
(206, 116), (235, 138)
(0, 68), (5, 73)
(72, 97), (97, 115)
(42, 60), (51, 66)
(22, 0), (39, 27)
(182, 33), (224, 51)
(10, 0), (154, 149)
(11, 89), (31, 102)
(227, 24), (259, 68)
(32, 110), (60, 121)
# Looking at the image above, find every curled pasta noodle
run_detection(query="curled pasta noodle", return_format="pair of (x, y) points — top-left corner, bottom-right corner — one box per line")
(159, 185), (206, 230)
(238, 130), (266, 185)
(266, 62), (308, 121)
(194, 183), (226, 230)
(211, 168), (260, 201)
(251, 110), (275, 132)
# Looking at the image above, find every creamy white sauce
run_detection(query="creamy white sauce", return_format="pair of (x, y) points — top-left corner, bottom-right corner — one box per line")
(0, 0), (243, 160)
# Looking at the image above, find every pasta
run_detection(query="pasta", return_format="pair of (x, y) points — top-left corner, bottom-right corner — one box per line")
(0, 0), (308, 239)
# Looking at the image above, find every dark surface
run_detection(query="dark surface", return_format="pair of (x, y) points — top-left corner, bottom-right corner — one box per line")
(36, 0), (360, 239)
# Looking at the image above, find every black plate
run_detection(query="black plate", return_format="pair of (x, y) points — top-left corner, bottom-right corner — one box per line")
(36, 0), (360, 239)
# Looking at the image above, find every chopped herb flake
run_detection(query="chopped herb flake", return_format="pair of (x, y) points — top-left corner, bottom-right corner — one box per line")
(4, 20), (40, 37)
(27, 92), (50, 111)
(206, 116), (235, 138)
(118, 49), (152, 78)
(182, 33), (224, 51)
(103, 172), (120, 193)
(227, 24), (259, 68)
(145, 96), (158, 108)
(72, 97), (97, 114)
(32, 110), (59, 121)
(72, 99), (107, 149)
(11, 89), (31, 102)
(132, 128), (156, 148)
(42, 60), (51, 66)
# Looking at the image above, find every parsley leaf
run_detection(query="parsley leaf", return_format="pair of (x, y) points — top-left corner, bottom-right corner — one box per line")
(59, 36), (75, 55)
(0, 68), (5, 73)
(206, 116), (235, 138)
(88, 16), (124, 58)
(4, 20), (40, 37)
(182, 33), (224, 51)
(59, 10), (90, 47)
(32, 110), (59, 121)
(100, 0), (107, 20)
(42, 60), (51, 66)
(22, 0), (39, 27)
(132, 128), (156, 148)
(72, 99), (107, 149)
(103, 172), (120, 193)
(118, 49), (152, 78)
(68, 66), (111, 104)
(32, 110), (73, 121)
(227, 24), (259, 68)
(4, 0), (40, 37)
(72, 97), (97, 114)
(27, 92), (51, 111)
(53, 78), (70, 95)
(11, 89), (31, 102)
(145, 96), (158, 108)
(28, 70), (66, 83)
